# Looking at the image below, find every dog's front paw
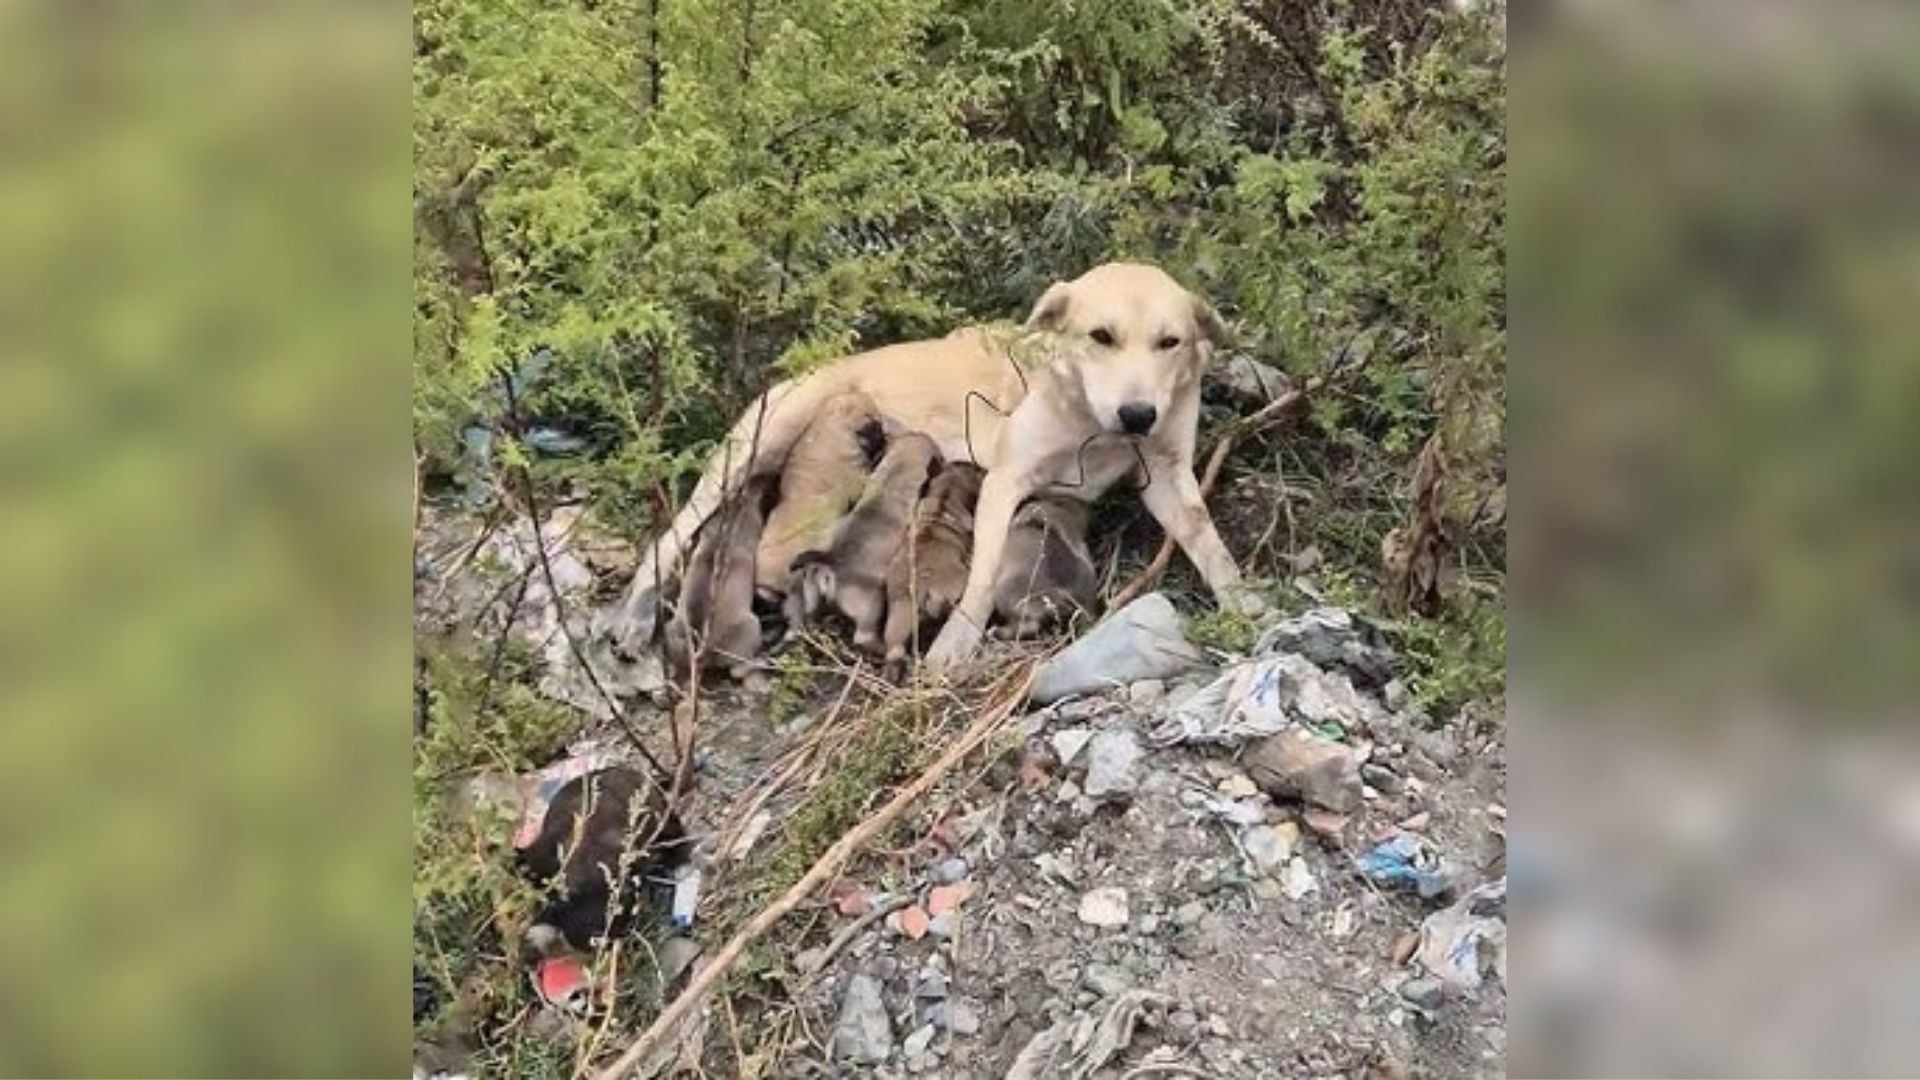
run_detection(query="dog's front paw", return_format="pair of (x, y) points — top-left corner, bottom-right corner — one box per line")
(597, 584), (663, 660)
(923, 616), (984, 670)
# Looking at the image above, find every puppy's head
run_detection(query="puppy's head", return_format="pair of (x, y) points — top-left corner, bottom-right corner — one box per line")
(1025, 262), (1225, 438)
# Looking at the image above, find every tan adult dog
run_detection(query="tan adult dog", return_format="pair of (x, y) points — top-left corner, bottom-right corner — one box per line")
(605, 262), (1256, 668)
(786, 432), (940, 652)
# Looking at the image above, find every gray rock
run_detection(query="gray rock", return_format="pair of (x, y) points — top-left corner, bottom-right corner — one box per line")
(1362, 762), (1404, 794)
(1127, 679), (1166, 707)
(1030, 593), (1207, 705)
(1050, 727), (1093, 766)
(932, 857), (970, 884)
(1078, 886), (1131, 928)
(835, 974), (894, 1065)
(903, 1023), (938, 1062)
(1172, 900), (1207, 927)
(915, 972), (949, 1000)
(1215, 354), (1293, 405)
(1083, 729), (1145, 799)
(1399, 976), (1448, 1013)
(945, 998), (982, 1036)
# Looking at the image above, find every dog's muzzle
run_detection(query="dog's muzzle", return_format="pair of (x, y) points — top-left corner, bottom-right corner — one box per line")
(1116, 402), (1157, 436)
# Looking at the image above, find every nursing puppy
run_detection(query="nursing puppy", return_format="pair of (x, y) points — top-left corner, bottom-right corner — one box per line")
(881, 461), (985, 672)
(992, 495), (1099, 639)
(787, 433), (941, 652)
(606, 262), (1257, 668)
(755, 390), (886, 601)
(663, 475), (774, 681)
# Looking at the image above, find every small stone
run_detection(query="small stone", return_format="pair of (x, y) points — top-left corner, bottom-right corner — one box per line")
(1331, 905), (1356, 939)
(1241, 824), (1295, 873)
(1077, 886), (1131, 928)
(903, 1022), (938, 1061)
(942, 999), (982, 1036)
(1083, 963), (1131, 998)
(926, 912), (956, 938)
(1218, 773), (1260, 799)
(1399, 976), (1447, 1012)
(1083, 729), (1145, 799)
(1362, 763), (1404, 794)
(1208, 1014), (1232, 1037)
(928, 882), (974, 917)
(932, 857), (970, 884)
(1252, 877), (1284, 901)
(1128, 679), (1166, 707)
(915, 972), (949, 999)
(835, 973), (894, 1064)
(898, 905), (931, 940)
(1396, 811), (1431, 832)
(1390, 930), (1420, 965)
(1055, 780), (1082, 803)
(1243, 729), (1364, 812)
(1282, 857), (1318, 900)
(1383, 678), (1410, 711)
(1302, 808), (1351, 846)
(1137, 913), (1162, 936)
(1173, 900), (1207, 927)
(1034, 851), (1077, 885)
(1050, 727), (1093, 766)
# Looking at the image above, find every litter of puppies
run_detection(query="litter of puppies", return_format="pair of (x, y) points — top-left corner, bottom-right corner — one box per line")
(665, 409), (1100, 679)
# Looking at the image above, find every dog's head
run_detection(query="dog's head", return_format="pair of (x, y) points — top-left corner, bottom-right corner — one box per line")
(1024, 262), (1226, 439)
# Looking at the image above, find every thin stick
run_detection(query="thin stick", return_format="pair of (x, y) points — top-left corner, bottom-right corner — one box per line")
(1108, 384), (1311, 610)
(591, 666), (1035, 1080)
(794, 893), (911, 978)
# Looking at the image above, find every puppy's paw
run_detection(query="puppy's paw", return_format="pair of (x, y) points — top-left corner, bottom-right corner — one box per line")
(598, 585), (663, 659)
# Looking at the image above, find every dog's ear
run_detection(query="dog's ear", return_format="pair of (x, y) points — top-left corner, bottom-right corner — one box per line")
(1024, 282), (1073, 332)
(1191, 293), (1228, 348)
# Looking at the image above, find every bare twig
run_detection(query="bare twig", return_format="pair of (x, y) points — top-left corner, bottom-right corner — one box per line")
(1108, 382), (1313, 609)
(591, 665), (1036, 1080)
(794, 893), (912, 978)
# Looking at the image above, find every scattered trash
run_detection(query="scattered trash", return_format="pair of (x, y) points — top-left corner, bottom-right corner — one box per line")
(834, 973), (894, 1065)
(1029, 593), (1207, 706)
(1153, 650), (1377, 747)
(1050, 727), (1094, 767)
(1416, 877), (1506, 991)
(1252, 606), (1396, 690)
(670, 865), (702, 929)
(1082, 729), (1144, 799)
(1005, 988), (1171, 1080)
(1127, 679), (1166, 707)
(499, 740), (635, 850)
(530, 954), (591, 1013)
(1083, 962), (1132, 998)
(1282, 856), (1319, 900)
(1242, 728), (1364, 812)
(1077, 886), (1131, 928)
(1356, 832), (1459, 900)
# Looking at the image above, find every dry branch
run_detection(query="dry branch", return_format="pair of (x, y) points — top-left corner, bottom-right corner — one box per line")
(1108, 382), (1313, 609)
(591, 665), (1036, 1080)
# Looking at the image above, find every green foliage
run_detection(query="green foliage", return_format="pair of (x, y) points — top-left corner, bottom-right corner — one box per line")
(1188, 606), (1260, 655)
(414, 0), (1505, 574)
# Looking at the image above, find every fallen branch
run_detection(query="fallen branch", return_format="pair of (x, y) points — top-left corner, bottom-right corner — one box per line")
(794, 893), (912, 978)
(591, 665), (1036, 1080)
(1108, 382), (1313, 609)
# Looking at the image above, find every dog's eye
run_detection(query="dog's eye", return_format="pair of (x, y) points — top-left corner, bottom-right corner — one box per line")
(1156, 335), (1181, 350)
(1089, 328), (1114, 347)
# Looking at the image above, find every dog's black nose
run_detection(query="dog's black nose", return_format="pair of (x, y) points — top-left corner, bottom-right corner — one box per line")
(1117, 402), (1157, 435)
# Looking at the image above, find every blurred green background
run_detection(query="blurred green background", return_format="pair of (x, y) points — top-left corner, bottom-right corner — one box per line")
(0, 5), (410, 1076)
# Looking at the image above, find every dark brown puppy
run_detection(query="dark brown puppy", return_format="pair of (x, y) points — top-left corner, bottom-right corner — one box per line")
(518, 767), (688, 954)
(991, 495), (1098, 638)
(881, 461), (985, 673)
(664, 474), (775, 681)
(755, 390), (885, 601)
(788, 433), (940, 652)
